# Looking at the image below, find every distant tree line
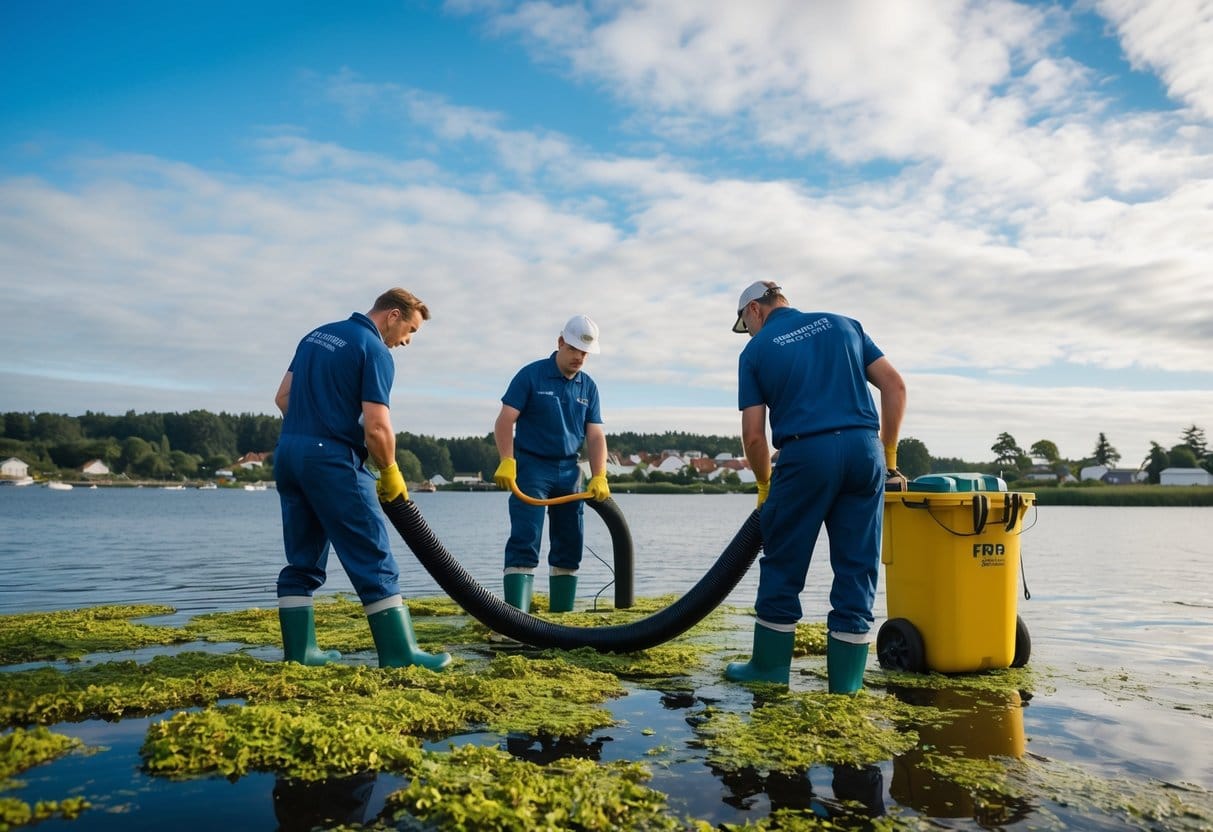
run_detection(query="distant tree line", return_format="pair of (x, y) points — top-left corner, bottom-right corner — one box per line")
(1, 410), (284, 482)
(979, 425), (1212, 485)
(3, 410), (1208, 485)
(0, 413), (762, 483)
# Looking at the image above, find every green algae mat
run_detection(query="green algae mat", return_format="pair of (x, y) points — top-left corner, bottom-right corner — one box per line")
(1, 597), (1211, 831)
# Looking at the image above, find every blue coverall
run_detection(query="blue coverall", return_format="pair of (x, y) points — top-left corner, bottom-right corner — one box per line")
(738, 307), (886, 636)
(275, 312), (402, 604)
(501, 353), (603, 571)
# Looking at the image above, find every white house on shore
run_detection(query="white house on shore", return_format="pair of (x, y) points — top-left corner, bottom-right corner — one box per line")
(81, 459), (110, 476)
(1159, 467), (1213, 486)
(1079, 465), (1147, 485)
(1, 457), (30, 479)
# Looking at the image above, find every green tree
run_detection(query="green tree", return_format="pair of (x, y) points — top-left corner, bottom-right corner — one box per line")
(47, 439), (120, 470)
(1029, 439), (1060, 463)
(1092, 432), (1120, 467)
(398, 433), (454, 480)
(78, 411), (120, 439)
(1143, 442), (1170, 484)
(447, 435), (498, 479)
(1180, 425), (1207, 458)
(168, 450), (201, 479)
(991, 432), (1024, 466)
(1168, 445), (1198, 468)
(164, 410), (237, 459)
(132, 449), (172, 479)
(114, 410), (166, 443)
(896, 437), (931, 479)
(3, 412), (32, 440)
(118, 436), (155, 474)
(233, 412), (281, 455)
(31, 413), (82, 444)
(397, 449), (424, 482)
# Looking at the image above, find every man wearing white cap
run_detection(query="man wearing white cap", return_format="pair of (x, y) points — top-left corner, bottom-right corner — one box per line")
(492, 315), (611, 613)
(727, 281), (906, 693)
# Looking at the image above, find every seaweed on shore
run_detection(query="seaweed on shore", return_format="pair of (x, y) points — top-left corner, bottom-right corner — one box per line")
(0, 604), (190, 664)
(3, 600), (1213, 831)
(384, 744), (710, 832)
(0, 727), (92, 831)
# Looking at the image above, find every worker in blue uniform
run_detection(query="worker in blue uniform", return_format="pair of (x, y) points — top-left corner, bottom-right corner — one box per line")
(726, 281), (906, 692)
(273, 287), (450, 671)
(492, 315), (611, 613)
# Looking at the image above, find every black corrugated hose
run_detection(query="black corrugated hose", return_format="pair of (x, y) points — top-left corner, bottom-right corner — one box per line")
(381, 497), (763, 653)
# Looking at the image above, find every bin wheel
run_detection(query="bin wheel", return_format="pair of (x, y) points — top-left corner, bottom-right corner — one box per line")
(876, 618), (926, 673)
(1011, 615), (1031, 667)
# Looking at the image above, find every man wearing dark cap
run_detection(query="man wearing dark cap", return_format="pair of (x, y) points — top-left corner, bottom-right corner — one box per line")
(492, 315), (611, 614)
(727, 281), (906, 693)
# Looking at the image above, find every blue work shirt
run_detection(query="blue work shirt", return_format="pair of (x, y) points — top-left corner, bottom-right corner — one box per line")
(503, 353), (602, 460)
(282, 312), (393, 452)
(738, 307), (882, 449)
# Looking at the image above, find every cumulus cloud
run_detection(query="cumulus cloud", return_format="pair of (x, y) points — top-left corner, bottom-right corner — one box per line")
(3, 2), (1212, 462)
(1097, 0), (1213, 119)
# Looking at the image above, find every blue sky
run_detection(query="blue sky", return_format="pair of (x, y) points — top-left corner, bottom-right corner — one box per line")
(2, 0), (1211, 465)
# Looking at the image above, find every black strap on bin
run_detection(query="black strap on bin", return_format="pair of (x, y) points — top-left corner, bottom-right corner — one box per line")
(900, 496), (992, 537)
(971, 494), (989, 535)
(1003, 492), (1022, 532)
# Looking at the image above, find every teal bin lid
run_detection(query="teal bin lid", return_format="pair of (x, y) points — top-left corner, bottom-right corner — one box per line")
(910, 473), (1007, 493)
(909, 475), (957, 492)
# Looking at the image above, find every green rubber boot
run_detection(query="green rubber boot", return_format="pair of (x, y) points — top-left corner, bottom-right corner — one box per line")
(503, 572), (534, 613)
(367, 604), (452, 670)
(548, 574), (578, 613)
(827, 634), (870, 694)
(279, 603), (341, 666)
(725, 623), (794, 685)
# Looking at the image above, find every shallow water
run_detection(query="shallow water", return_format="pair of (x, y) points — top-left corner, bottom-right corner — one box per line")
(2, 488), (1211, 828)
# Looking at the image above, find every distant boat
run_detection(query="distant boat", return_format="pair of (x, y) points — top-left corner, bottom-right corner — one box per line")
(243, 484), (268, 491)
(0, 476), (35, 487)
(164, 485), (186, 491)
(198, 483), (218, 490)
(46, 481), (73, 491)
(415, 480), (437, 493)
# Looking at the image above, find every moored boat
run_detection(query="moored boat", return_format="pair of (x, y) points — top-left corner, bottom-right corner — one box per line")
(0, 476), (36, 487)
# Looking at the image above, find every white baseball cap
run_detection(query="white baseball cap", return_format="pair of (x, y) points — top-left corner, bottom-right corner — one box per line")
(733, 281), (781, 333)
(561, 314), (600, 354)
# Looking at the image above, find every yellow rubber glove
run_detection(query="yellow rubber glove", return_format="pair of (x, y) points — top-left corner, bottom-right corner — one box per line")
(883, 444), (907, 490)
(587, 473), (610, 501)
(376, 462), (408, 503)
(756, 480), (770, 508)
(493, 458), (517, 490)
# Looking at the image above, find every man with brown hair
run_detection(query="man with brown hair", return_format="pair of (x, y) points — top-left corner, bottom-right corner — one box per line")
(273, 288), (450, 671)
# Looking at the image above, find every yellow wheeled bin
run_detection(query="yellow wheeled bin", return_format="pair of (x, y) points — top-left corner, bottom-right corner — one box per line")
(877, 474), (1033, 673)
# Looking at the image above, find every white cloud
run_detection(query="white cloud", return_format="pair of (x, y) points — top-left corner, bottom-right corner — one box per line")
(1097, 0), (1213, 119)
(4, 4), (1212, 464)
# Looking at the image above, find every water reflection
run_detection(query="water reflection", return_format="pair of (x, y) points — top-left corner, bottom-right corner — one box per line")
(890, 686), (1032, 825)
(272, 772), (377, 831)
(713, 764), (886, 821)
(504, 734), (606, 765)
(832, 764), (885, 815)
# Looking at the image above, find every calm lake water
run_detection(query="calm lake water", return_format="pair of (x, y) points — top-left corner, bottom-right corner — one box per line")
(2, 487), (1211, 829)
